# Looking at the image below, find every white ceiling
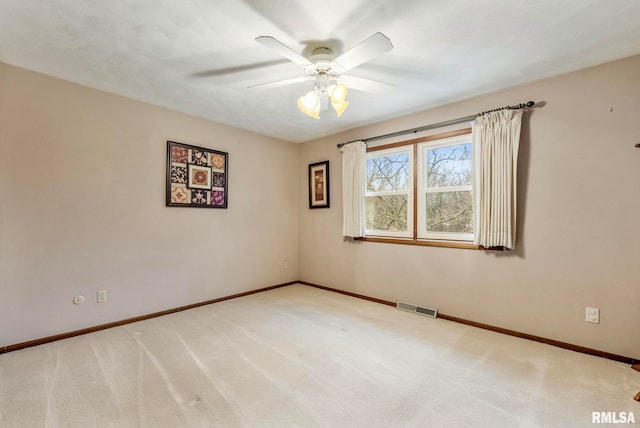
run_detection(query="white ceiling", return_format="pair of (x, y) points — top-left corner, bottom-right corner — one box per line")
(1, 0), (640, 143)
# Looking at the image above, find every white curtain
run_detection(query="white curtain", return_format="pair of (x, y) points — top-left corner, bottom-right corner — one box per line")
(341, 141), (366, 237)
(473, 110), (523, 249)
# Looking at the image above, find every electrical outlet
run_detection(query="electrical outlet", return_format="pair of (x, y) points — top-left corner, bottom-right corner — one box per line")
(97, 289), (107, 303)
(283, 260), (289, 270)
(72, 295), (85, 305)
(586, 307), (600, 324)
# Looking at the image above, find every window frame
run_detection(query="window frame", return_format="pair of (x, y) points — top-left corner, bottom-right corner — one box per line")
(417, 134), (474, 242)
(364, 145), (414, 238)
(360, 128), (479, 250)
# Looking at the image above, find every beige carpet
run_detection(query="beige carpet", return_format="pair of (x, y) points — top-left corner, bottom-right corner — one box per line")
(0, 284), (637, 427)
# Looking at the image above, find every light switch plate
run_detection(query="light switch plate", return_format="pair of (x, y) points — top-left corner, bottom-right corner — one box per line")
(586, 307), (600, 324)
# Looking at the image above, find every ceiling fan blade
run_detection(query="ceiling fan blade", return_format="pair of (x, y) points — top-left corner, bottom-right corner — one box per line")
(248, 76), (310, 90)
(255, 36), (313, 67)
(344, 75), (395, 94)
(332, 32), (393, 72)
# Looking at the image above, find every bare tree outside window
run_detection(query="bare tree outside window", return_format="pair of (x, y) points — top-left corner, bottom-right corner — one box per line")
(424, 143), (473, 234)
(366, 153), (410, 232)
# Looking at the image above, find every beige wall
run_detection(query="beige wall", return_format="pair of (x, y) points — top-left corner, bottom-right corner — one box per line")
(2, 55), (639, 359)
(299, 55), (640, 359)
(0, 63), (299, 347)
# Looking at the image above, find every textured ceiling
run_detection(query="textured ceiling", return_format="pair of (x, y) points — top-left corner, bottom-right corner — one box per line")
(1, 0), (640, 143)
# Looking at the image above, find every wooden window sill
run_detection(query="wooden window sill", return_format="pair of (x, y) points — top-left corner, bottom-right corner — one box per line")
(354, 236), (480, 250)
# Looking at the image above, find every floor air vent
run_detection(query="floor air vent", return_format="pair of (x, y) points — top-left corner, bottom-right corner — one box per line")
(396, 302), (438, 318)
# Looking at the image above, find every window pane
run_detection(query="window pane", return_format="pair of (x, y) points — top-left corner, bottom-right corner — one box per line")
(366, 195), (408, 231)
(367, 153), (410, 192)
(426, 143), (471, 188)
(426, 191), (473, 233)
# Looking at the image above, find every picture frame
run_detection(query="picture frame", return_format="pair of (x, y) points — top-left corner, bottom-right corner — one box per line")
(166, 140), (228, 208)
(308, 160), (330, 209)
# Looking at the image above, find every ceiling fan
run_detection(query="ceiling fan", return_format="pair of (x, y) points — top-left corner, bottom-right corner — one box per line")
(249, 33), (394, 119)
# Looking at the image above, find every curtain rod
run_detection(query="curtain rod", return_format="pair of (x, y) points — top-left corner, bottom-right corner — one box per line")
(337, 101), (535, 148)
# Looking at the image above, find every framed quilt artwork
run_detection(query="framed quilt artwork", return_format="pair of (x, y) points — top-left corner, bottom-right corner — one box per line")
(166, 140), (228, 208)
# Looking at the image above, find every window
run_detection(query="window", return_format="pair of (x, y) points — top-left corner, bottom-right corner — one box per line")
(364, 129), (476, 248)
(417, 135), (473, 241)
(365, 146), (413, 238)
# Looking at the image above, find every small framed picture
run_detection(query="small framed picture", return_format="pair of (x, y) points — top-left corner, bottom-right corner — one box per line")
(309, 160), (330, 209)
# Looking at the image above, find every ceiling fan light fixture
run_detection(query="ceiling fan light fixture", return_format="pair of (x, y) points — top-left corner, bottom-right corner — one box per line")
(297, 90), (320, 119)
(329, 83), (348, 103)
(331, 99), (349, 118)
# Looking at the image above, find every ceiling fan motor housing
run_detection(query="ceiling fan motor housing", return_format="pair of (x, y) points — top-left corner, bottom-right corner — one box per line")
(312, 47), (333, 56)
